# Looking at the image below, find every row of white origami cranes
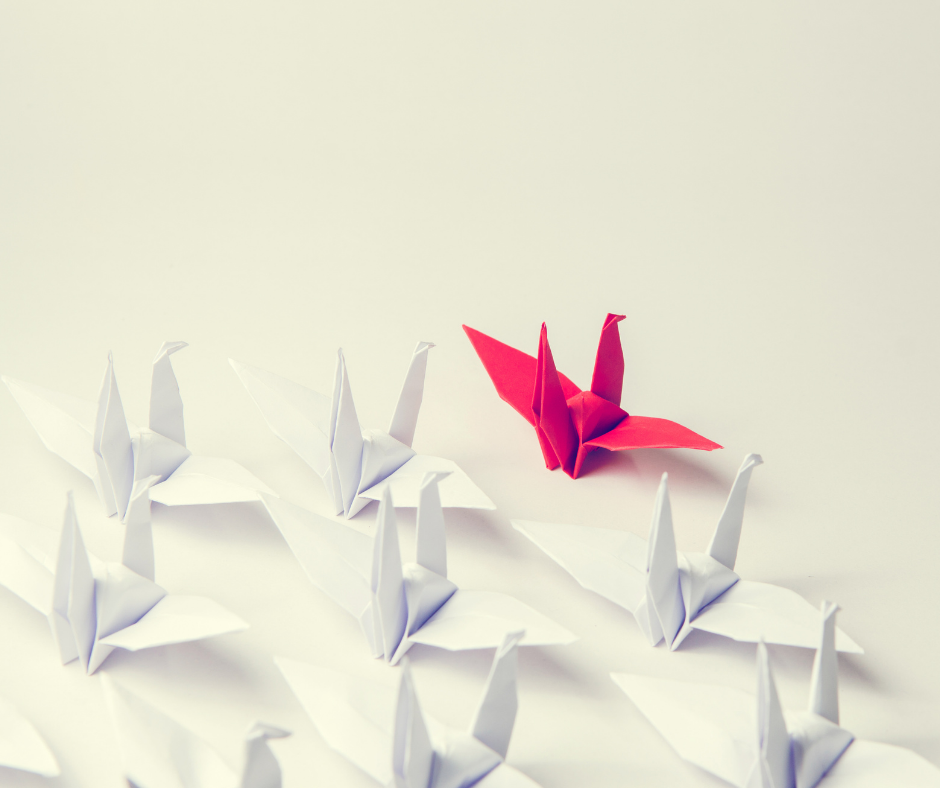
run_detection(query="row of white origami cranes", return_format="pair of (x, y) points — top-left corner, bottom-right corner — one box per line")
(0, 341), (936, 786)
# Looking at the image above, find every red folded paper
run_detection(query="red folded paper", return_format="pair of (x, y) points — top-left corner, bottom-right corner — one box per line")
(463, 314), (721, 478)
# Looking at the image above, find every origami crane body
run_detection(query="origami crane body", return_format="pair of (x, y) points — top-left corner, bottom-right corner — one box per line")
(0, 697), (59, 778)
(231, 343), (494, 518)
(262, 474), (575, 665)
(513, 454), (862, 654)
(3, 343), (275, 579)
(463, 315), (721, 478)
(102, 675), (289, 788)
(613, 604), (940, 788)
(0, 494), (248, 674)
(277, 630), (542, 788)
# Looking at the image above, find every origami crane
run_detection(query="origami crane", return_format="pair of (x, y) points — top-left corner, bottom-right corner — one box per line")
(513, 454), (862, 653)
(0, 697), (59, 778)
(277, 630), (542, 788)
(3, 343), (274, 578)
(612, 604), (940, 788)
(262, 473), (575, 665)
(463, 314), (721, 478)
(102, 674), (289, 788)
(0, 493), (248, 674)
(230, 342), (494, 519)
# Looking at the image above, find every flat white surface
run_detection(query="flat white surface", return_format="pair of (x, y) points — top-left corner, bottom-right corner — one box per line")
(1, 3), (938, 786)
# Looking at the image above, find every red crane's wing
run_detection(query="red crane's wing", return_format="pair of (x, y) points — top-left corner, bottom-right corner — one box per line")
(463, 325), (580, 425)
(586, 415), (722, 452)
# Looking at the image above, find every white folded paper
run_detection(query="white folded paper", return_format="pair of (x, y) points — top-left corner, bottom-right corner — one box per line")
(3, 343), (275, 575)
(0, 697), (59, 778)
(0, 493), (248, 674)
(102, 674), (289, 788)
(277, 629), (541, 787)
(263, 473), (575, 664)
(513, 454), (862, 654)
(612, 603), (940, 787)
(230, 343), (494, 518)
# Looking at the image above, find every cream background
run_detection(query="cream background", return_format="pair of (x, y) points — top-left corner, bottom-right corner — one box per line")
(1, 3), (938, 786)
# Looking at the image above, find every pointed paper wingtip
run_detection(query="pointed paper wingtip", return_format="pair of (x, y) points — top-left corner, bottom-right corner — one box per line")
(462, 325), (489, 358)
(820, 599), (840, 620)
(228, 357), (257, 384)
(603, 313), (627, 328)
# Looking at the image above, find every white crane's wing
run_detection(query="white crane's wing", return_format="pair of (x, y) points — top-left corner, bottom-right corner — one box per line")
(475, 764), (544, 788)
(821, 740), (940, 787)
(611, 673), (756, 788)
(150, 455), (276, 506)
(99, 595), (248, 651)
(512, 520), (647, 614)
(690, 580), (863, 654)
(0, 698), (59, 777)
(3, 376), (97, 478)
(0, 514), (56, 615)
(261, 494), (373, 620)
(360, 455), (495, 510)
(276, 657), (395, 785)
(101, 675), (235, 788)
(229, 359), (333, 480)
(408, 590), (576, 653)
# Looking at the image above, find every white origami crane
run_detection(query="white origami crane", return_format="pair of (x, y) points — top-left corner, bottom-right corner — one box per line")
(262, 473), (575, 665)
(102, 674), (289, 788)
(277, 629), (542, 788)
(3, 343), (275, 579)
(0, 697), (59, 778)
(230, 343), (494, 519)
(0, 493), (248, 674)
(612, 603), (940, 788)
(513, 454), (862, 654)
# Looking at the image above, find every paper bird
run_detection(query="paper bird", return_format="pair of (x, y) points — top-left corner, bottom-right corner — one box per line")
(262, 472), (575, 664)
(463, 314), (721, 478)
(102, 674), (289, 788)
(0, 697), (59, 778)
(513, 454), (862, 653)
(230, 342), (494, 518)
(277, 630), (541, 787)
(0, 493), (248, 674)
(3, 342), (275, 578)
(612, 604), (940, 788)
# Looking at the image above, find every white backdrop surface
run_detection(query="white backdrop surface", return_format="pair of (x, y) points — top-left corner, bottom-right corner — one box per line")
(1, 3), (938, 786)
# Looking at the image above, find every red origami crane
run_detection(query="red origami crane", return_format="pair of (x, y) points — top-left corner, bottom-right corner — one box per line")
(463, 314), (722, 478)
